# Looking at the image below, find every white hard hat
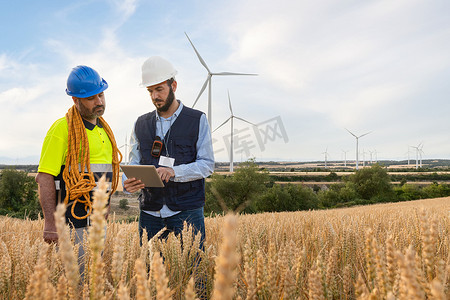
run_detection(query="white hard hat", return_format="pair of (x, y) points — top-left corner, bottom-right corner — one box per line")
(140, 56), (178, 87)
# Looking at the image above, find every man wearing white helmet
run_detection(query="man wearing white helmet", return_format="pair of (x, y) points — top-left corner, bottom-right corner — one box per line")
(123, 56), (214, 252)
(36, 65), (122, 279)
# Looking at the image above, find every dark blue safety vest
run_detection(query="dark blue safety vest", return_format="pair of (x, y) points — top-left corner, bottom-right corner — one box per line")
(134, 105), (205, 211)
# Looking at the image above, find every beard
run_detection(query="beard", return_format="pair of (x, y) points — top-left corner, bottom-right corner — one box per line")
(77, 99), (105, 120)
(155, 87), (175, 113)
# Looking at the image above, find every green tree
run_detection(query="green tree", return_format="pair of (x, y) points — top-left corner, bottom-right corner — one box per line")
(338, 182), (358, 203)
(317, 187), (340, 208)
(346, 164), (395, 202)
(394, 184), (424, 201)
(422, 183), (450, 198)
(255, 184), (292, 212)
(285, 184), (319, 210)
(206, 159), (270, 214)
(0, 169), (41, 219)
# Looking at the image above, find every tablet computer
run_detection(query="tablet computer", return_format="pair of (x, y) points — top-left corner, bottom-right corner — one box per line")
(120, 165), (164, 187)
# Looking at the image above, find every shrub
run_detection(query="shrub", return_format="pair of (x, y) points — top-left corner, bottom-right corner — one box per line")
(346, 164), (395, 202)
(395, 184), (424, 201)
(254, 184), (292, 212)
(285, 184), (319, 210)
(0, 168), (41, 219)
(119, 198), (129, 210)
(254, 183), (319, 212)
(206, 159), (270, 214)
(422, 183), (450, 198)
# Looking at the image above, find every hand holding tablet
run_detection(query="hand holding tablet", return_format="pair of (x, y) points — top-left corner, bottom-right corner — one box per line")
(121, 165), (164, 188)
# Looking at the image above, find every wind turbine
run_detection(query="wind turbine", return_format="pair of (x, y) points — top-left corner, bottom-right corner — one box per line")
(342, 150), (349, 167)
(119, 134), (129, 164)
(373, 149), (379, 163)
(410, 145), (419, 169)
(185, 32), (257, 129)
(345, 129), (371, 170)
(361, 149), (367, 167)
(322, 148), (329, 168)
(213, 90), (255, 173)
(368, 150), (373, 164)
(410, 142), (424, 169)
(418, 143), (424, 168)
(405, 146), (411, 166)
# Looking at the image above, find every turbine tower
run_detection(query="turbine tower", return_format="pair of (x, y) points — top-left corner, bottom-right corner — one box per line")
(406, 146), (411, 166)
(185, 32), (257, 128)
(213, 90), (254, 172)
(368, 150), (373, 164)
(322, 148), (329, 168)
(345, 129), (371, 170)
(373, 149), (379, 163)
(342, 150), (349, 167)
(410, 145), (419, 169)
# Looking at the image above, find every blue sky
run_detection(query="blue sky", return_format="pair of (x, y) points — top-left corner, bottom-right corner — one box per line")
(1, 0), (450, 165)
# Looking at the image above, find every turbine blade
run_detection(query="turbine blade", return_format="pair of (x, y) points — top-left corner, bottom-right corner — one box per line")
(227, 90), (233, 115)
(359, 131), (372, 138)
(345, 128), (357, 138)
(213, 72), (258, 76)
(212, 117), (232, 133)
(192, 77), (209, 108)
(184, 32), (211, 73)
(234, 116), (255, 126)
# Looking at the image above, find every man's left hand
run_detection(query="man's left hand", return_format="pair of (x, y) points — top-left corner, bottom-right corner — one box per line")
(157, 167), (175, 183)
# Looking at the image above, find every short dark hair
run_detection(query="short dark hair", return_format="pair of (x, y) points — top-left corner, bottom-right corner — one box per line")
(166, 78), (175, 86)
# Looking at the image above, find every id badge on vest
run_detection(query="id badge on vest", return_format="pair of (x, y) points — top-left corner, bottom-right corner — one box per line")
(159, 155), (175, 168)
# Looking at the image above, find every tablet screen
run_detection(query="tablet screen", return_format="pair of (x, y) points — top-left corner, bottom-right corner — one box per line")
(120, 165), (164, 187)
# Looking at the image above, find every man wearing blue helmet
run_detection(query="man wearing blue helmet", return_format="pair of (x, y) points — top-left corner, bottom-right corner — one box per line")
(36, 65), (122, 279)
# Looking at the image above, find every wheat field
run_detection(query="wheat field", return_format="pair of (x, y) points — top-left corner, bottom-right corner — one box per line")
(0, 179), (448, 299)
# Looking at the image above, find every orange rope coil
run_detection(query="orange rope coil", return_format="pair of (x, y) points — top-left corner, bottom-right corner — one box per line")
(62, 105), (122, 219)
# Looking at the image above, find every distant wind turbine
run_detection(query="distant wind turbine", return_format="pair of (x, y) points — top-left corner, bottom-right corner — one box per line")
(368, 150), (373, 164)
(361, 149), (367, 167)
(405, 146), (411, 166)
(185, 32), (257, 129)
(373, 149), (380, 163)
(410, 142), (424, 169)
(322, 148), (329, 168)
(119, 134), (129, 164)
(345, 129), (371, 170)
(342, 150), (349, 167)
(213, 90), (255, 173)
(410, 145), (419, 169)
(418, 143), (424, 168)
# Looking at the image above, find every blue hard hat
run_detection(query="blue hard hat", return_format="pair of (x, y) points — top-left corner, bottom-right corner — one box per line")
(65, 65), (108, 98)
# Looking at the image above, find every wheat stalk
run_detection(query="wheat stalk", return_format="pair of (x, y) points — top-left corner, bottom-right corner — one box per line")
(54, 202), (80, 299)
(88, 174), (109, 299)
(212, 214), (239, 300)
